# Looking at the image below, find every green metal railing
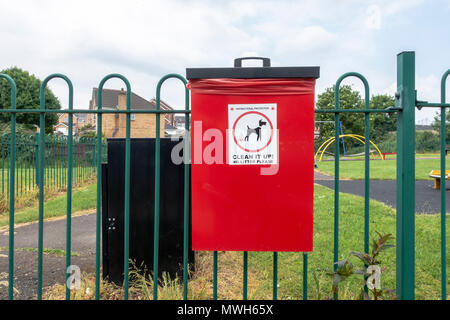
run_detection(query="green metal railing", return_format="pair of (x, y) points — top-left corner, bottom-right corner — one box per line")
(0, 51), (448, 301)
(0, 133), (97, 201)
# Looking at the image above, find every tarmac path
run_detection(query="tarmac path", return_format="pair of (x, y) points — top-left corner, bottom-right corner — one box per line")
(0, 213), (96, 300)
(314, 170), (450, 213)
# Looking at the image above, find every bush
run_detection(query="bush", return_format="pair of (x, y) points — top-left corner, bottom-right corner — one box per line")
(415, 131), (439, 153)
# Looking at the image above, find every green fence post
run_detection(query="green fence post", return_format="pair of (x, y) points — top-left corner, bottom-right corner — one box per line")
(0, 73), (17, 300)
(395, 51), (416, 300)
(213, 251), (218, 300)
(37, 83), (47, 300)
(440, 70), (449, 300)
(243, 251), (248, 300)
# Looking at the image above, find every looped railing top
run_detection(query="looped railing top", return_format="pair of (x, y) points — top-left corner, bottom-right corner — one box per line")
(153, 73), (190, 300)
(156, 73), (190, 112)
(334, 72), (370, 110)
(40, 73), (73, 111)
(442, 70), (450, 103)
(332, 72), (371, 284)
(0, 73), (17, 300)
(0, 74), (17, 110)
(97, 73), (131, 111)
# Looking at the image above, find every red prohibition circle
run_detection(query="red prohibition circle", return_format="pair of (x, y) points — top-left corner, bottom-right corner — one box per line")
(232, 111), (274, 153)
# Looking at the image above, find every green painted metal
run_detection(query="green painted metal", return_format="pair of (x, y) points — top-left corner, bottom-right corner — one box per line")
(213, 251), (218, 300)
(440, 69), (449, 300)
(153, 73), (190, 300)
(302, 253), (308, 300)
(0, 73), (17, 300)
(0, 134), (95, 200)
(273, 252), (278, 300)
(333, 80), (341, 285)
(95, 80), (104, 300)
(243, 251), (248, 300)
(396, 51), (416, 300)
(38, 78), (48, 300)
(97, 74), (132, 300)
(334, 73), (371, 295)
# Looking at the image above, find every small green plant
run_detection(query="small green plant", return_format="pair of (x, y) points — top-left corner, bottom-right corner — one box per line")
(326, 231), (396, 300)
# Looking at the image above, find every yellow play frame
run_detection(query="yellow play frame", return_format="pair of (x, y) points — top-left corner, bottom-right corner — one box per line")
(315, 134), (384, 163)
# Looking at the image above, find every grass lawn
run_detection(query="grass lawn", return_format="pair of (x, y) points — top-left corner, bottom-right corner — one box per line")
(316, 156), (450, 180)
(43, 183), (449, 300)
(0, 183), (97, 228)
(0, 166), (95, 194)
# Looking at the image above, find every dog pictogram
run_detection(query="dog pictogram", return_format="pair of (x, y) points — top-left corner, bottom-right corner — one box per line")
(244, 119), (267, 141)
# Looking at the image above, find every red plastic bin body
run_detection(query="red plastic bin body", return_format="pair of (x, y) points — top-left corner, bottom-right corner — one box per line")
(187, 65), (319, 252)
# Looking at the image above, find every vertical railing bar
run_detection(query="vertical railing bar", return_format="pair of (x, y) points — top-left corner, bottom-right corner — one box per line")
(362, 76), (371, 294)
(213, 251), (218, 300)
(273, 252), (278, 300)
(333, 83), (341, 279)
(24, 136), (28, 193)
(19, 135), (22, 195)
(302, 253), (308, 300)
(53, 76), (75, 301)
(37, 81), (47, 300)
(153, 74), (189, 300)
(153, 81), (162, 300)
(395, 51), (416, 300)
(96, 74), (133, 300)
(123, 80), (132, 300)
(58, 136), (62, 190)
(182, 77), (190, 300)
(333, 73), (370, 297)
(0, 74), (16, 300)
(36, 75), (74, 300)
(243, 251), (248, 300)
(15, 136), (18, 196)
(440, 69), (449, 300)
(95, 84), (103, 300)
(1, 134), (5, 195)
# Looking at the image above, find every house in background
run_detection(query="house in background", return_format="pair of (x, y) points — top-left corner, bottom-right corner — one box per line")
(54, 112), (89, 136)
(87, 88), (174, 138)
(174, 114), (186, 129)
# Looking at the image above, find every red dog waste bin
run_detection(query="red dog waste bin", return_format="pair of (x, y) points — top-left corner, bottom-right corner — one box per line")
(187, 57), (319, 252)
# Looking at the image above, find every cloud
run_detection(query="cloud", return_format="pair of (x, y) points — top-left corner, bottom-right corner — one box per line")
(383, 73), (448, 124)
(0, 0), (444, 124)
(366, 5), (381, 30)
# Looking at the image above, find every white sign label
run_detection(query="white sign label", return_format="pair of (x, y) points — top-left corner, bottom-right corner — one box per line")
(228, 103), (278, 165)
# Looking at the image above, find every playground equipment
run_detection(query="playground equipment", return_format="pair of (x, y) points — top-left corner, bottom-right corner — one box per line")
(315, 120), (347, 155)
(315, 134), (384, 163)
(429, 170), (450, 190)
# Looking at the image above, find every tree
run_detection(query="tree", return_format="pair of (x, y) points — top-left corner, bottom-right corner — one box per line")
(0, 67), (60, 133)
(78, 123), (99, 138)
(369, 94), (396, 142)
(315, 85), (364, 150)
(315, 85), (396, 152)
(431, 110), (450, 143)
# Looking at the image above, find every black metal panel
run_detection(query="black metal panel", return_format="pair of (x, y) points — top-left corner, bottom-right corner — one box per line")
(102, 138), (193, 285)
(186, 66), (320, 79)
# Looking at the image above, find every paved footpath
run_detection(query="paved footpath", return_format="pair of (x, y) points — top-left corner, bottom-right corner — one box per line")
(314, 171), (450, 214)
(0, 213), (96, 300)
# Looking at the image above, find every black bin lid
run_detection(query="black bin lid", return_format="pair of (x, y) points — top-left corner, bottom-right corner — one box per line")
(186, 57), (320, 80)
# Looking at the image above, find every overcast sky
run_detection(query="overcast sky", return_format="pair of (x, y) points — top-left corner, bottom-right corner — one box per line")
(1, 0), (449, 124)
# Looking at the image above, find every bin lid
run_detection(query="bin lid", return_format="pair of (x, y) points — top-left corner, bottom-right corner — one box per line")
(186, 57), (319, 80)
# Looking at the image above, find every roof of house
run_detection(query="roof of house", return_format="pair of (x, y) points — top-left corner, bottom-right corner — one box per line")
(149, 98), (173, 111)
(75, 113), (88, 120)
(164, 123), (178, 130)
(90, 88), (156, 110)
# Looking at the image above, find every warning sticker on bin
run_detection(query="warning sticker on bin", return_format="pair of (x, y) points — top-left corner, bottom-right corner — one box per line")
(228, 103), (278, 165)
